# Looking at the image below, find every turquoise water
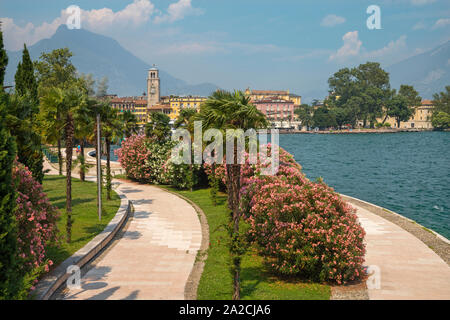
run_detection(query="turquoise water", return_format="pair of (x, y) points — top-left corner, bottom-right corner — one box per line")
(279, 132), (450, 239)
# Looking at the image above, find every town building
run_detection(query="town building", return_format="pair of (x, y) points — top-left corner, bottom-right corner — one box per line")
(245, 88), (301, 106)
(164, 96), (207, 120)
(110, 96), (147, 125)
(253, 97), (295, 123)
(382, 100), (434, 129)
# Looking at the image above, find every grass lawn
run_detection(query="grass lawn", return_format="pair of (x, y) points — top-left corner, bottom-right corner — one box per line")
(42, 175), (121, 267)
(162, 187), (330, 300)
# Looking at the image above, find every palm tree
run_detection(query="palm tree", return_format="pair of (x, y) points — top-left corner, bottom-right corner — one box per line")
(145, 112), (171, 141)
(101, 102), (122, 200)
(40, 86), (85, 243)
(74, 98), (95, 181)
(196, 90), (267, 300)
(174, 108), (196, 131)
(120, 110), (138, 138)
(38, 88), (64, 175)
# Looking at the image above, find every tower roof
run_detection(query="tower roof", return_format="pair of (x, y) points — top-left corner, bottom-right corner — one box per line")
(149, 64), (158, 71)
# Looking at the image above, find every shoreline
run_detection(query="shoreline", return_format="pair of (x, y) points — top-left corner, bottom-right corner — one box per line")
(340, 193), (450, 265)
(278, 128), (438, 134)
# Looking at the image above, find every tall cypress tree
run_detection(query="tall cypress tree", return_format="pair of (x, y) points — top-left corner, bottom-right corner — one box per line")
(0, 22), (8, 90)
(0, 91), (19, 300)
(15, 44), (38, 102)
(9, 44), (44, 183)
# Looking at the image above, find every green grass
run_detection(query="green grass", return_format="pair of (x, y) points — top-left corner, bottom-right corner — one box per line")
(42, 175), (121, 267)
(162, 187), (330, 300)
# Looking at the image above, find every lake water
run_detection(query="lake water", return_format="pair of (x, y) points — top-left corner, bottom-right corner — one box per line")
(110, 132), (449, 238)
(279, 132), (450, 239)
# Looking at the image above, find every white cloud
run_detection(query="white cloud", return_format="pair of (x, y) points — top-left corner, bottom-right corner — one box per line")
(329, 31), (409, 65)
(1, 0), (202, 51)
(320, 14), (346, 27)
(1, 16), (66, 51)
(81, 0), (155, 31)
(154, 0), (204, 24)
(364, 35), (407, 59)
(432, 18), (450, 29)
(329, 31), (362, 61)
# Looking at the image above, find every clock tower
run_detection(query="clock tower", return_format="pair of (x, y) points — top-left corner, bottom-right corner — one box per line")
(147, 64), (160, 107)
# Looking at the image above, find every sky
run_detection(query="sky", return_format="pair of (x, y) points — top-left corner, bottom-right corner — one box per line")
(1, 0), (449, 101)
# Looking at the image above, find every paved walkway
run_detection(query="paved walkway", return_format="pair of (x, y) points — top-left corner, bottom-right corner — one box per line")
(56, 179), (202, 300)
(353, 203), (450, 300)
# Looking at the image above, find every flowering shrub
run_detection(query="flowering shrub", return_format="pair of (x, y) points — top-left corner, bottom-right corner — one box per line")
(116, 135), (174, 183)
(117, 134), (201, 189)
(12, 161), (59, 276)
(203, 144), (302, 187)
(240, 170), (366, 284)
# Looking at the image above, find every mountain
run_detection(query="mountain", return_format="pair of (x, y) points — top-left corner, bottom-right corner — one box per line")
(387, 41), (450, 99)
(5, 25), (219, 97)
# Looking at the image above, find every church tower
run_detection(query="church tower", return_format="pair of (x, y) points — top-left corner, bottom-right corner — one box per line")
(147, 64), (160, 107)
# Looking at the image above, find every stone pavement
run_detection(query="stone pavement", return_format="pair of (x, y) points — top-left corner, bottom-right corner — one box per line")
(57, 180), (202, 300)
(353, 203), (450, 300)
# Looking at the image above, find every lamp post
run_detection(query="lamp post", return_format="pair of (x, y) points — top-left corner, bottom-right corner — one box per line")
(96, 112), (102, 221)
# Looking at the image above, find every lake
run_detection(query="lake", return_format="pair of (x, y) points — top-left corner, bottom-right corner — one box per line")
(279, 132), (450, 239)
(110, 131), (449, 238)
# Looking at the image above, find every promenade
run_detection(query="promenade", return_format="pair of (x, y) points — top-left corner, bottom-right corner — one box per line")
(352, 202), (450, 300)
(43, 159), (449, 300)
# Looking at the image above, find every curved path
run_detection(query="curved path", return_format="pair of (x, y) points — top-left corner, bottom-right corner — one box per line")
(352, 202), (450, 300)
(56, 179), (202, 300)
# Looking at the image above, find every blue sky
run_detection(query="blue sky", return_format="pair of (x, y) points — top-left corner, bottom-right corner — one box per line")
(1, 0), (449, 101)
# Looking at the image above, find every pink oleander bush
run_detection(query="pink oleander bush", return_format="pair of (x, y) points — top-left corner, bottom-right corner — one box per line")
(203, 144), (300, 188)
(239, 163), (366, 284)
(12, 161), (59, 278)
(116, 135), (174, 183)
(117, 134), (200, 189)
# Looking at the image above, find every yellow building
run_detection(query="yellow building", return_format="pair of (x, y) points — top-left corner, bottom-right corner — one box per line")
(164, 96), (207, 120)
(245, 88), (301, 106)
(110, 96), (148, 125)
(381, 100), (434, 129)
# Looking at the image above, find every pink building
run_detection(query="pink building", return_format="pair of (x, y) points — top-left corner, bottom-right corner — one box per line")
(253, 97), (295, 121)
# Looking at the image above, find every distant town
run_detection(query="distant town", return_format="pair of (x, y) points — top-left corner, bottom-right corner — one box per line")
(107, 65), (436, 132)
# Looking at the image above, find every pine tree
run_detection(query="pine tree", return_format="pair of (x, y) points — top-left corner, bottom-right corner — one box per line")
(10, 44), (43, 183)
(14, 44), (38, 102)
(0, 22), (8, 89)
(0, 92), (19, 299)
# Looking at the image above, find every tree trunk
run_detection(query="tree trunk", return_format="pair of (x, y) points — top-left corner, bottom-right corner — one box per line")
(65, 114), (74, 243)
(80, 139), (85, 182)
(57, 138), (63, 175)
(106, 137), (111, 201)
(231, 162), (241, 301)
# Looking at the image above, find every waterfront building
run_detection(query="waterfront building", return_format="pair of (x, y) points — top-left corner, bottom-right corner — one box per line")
(381, 100), (434, 129)
(110, 96), (148, 125)
(245, 88), (302, 106)
(253, 97), (295, 125)
(163, 95), (207, 120)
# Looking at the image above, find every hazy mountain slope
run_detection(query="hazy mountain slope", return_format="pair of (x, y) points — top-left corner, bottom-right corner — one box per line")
(5, 25), (219, 96)
(388, 41), (450, 99)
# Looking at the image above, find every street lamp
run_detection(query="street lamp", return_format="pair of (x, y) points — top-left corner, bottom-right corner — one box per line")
(96, 111), (102, 221)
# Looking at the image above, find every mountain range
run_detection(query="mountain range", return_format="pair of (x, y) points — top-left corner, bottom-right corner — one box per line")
(387, 40), (449, 99)
(5, 25), (219, 97)
(4, 25), (449, 100)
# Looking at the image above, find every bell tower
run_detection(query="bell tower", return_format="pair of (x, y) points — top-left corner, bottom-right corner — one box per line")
(147, 64), (160, 107)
